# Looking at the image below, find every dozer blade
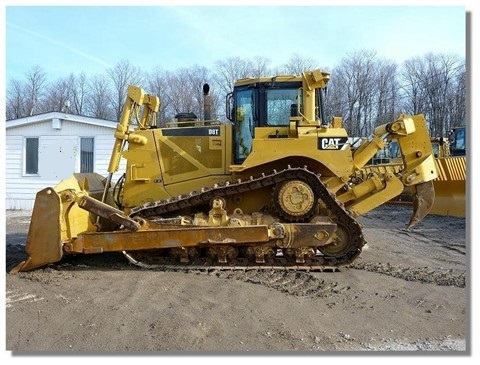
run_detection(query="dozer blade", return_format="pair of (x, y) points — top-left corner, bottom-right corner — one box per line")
(10, 173), (104, 273)
(10, 187), (64, 273)
(407, 180), (435, 229)
(429, 156), (466, 217)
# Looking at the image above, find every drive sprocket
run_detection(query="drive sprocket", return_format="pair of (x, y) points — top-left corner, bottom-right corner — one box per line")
(273, 179), (317, 222)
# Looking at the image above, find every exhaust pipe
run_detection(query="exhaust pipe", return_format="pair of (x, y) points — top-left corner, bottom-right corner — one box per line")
(203, 83), (211, 120)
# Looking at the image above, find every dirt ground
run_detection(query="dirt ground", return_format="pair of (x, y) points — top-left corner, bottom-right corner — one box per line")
(4, 204), (470, 358)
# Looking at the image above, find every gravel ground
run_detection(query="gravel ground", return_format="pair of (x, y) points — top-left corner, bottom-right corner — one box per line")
(3, 204), (473, 361)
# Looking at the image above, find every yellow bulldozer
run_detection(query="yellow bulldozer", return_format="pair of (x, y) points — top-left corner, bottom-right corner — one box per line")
(11, 69), (439, 273)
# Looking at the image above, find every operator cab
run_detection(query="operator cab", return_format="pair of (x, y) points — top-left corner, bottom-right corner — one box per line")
(226, 77), (326, 164)
(448, 124), (466, 156)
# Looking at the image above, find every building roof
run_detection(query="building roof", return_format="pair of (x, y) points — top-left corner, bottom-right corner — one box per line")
(6, 112), (117, 129)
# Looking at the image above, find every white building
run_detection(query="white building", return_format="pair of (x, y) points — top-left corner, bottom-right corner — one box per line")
(5, 112), (126, 210)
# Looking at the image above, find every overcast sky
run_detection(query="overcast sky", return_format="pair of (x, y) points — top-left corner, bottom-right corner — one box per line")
(3, 3), (468, 81)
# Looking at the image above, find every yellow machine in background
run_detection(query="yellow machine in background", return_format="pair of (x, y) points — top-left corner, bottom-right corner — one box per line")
(429, 124), (466, 217)
(12, 69), (439, 273)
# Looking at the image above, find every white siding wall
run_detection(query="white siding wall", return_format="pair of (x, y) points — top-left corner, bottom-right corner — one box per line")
(6, 118), (127, 210)
(95, 135), (127, 176)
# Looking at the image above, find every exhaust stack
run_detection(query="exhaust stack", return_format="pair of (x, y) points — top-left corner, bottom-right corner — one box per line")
(203, 83), (212, 120)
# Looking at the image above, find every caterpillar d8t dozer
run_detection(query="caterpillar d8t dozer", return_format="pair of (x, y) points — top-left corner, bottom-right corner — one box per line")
(11, 69), (439, 273)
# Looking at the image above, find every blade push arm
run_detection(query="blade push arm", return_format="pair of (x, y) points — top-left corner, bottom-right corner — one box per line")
(339, 114), (438, 227)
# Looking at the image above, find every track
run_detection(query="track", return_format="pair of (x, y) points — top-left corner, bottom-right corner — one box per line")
(122, 251), (341, 272)
(124, 166), (366, 270)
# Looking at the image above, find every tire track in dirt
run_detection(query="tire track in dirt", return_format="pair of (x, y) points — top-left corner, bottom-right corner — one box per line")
(349, 262), (465, 288)
(191, 261), (465, 298)
(206, 270), (349, 297)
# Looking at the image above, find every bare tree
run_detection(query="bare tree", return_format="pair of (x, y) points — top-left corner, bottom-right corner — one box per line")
(328, 50), (379, 136)
(446, 66), (466, 130)
(326, 50), (404, 136)
(280, 53), (319, 75)
(68, 72), (88, 115)
(6, 78), (27, 119)
(400, 53), (465, 137)
(86, 74), (114, 120)
(42, 77), (72, 112)
(249, 56), (273, 77)
(107, 59), (144, 120)
(6, 53), (465, 141)
(24, 65), (47, 116)
(146, 67), (170, 127)
(399, 56), (429, 116)
(213, 57), (259, 96)
(372, 59), (399, 125)
(162, 68), (197, 120)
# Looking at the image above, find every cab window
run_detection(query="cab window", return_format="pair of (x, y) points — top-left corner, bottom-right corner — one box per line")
(234, 89), (254, 162)
(266, 88), (299, 126)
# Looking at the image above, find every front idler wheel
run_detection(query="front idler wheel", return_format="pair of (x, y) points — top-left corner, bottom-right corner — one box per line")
(317, 223), (351, 257)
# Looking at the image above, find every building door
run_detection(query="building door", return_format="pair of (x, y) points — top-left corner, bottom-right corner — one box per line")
(38, 136), (78, 180)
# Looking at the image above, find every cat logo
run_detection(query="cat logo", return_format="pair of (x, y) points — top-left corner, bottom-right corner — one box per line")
(317, 137), (349, 150)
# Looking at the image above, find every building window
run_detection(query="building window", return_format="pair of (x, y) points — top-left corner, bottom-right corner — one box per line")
(80, 137), (94, 173)
(25, 137), (39, 175)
